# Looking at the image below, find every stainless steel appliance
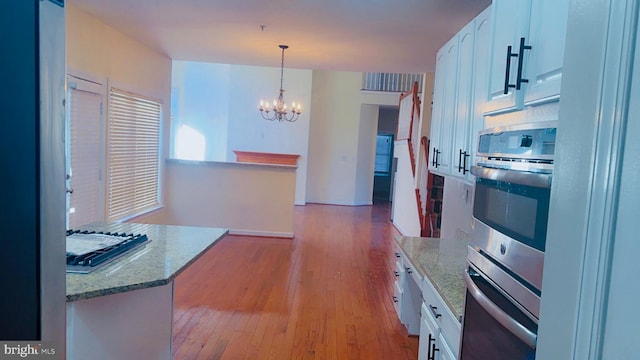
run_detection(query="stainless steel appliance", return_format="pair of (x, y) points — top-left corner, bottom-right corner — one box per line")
(460, 121), (557, 359)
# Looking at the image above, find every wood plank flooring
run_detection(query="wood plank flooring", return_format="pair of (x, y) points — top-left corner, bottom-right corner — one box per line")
(172, 202), (419, 360)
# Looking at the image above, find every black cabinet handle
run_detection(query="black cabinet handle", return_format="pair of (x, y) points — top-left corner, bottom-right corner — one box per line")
(516, 37), (532, 90)
(432, 147), (437, 166)
(395, 252), (401, 258)
(503, 45), (519, 94)
(429, 304), (442, 319)
(463, 151), (470, 174)
(406, 267), (412, 274)
(394, 271), (399, 277)
(434, 149), (441, 168)
(393, 296), (399, 303)
(430, 343), (440, 360)
(427, 334), (436, 360)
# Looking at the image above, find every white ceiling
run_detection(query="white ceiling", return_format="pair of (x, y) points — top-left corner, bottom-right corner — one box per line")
(68, 0), (490, 73)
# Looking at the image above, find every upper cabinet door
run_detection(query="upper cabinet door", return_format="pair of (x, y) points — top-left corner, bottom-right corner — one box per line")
(483, 0), (531, 114)
(429, 48), (446, 174)
(451, 20), (475, 180)
(469, 7), (492, 180)
(429, 37), (458, 176)
(522, 0), (570, 106)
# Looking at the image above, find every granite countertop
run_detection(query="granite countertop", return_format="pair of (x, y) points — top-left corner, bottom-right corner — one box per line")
(396, 236), (468, 321)
(67, 222), (228, 302)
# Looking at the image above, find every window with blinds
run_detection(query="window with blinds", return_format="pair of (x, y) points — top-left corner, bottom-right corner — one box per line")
(107, 88), (161, 221)
(67, 83), (103, 229)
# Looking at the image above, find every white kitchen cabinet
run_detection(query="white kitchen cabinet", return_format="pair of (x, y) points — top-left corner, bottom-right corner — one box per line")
(392, 249), (421, 335)
(450, 7), (491, 182)
(419, 302), (441, 360)
(400, 254), (422, 335)
(429, 36), (458, 175)
(392, 251), (405, 319)
(483, 0), (569, 114)
(450, 20), (474, 181)
(522, 0), (570, 106)
(470, 7), (493, 170)
(420, 275), (461, 360)
(393, 280), (403, 318)
(438, 333), (457, 360)
(483, 0), (531, 114)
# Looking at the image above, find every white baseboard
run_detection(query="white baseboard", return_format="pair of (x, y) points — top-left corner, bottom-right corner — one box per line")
(228, 229), (294, 238)
(306, 200), (373, 206)
(294, 200), (306, 206)
(391, 221), (408, 236)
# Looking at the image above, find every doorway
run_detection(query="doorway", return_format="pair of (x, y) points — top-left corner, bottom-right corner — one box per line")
(373, 107), (399, 202)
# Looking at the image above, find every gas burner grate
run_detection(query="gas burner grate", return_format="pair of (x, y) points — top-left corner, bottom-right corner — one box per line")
(66, 230), (149, 273)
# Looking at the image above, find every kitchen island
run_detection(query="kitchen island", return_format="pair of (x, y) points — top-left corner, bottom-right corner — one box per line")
(66, 223), (228, 360)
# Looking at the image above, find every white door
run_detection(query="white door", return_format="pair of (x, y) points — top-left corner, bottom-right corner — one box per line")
(66, 76), (104, 229)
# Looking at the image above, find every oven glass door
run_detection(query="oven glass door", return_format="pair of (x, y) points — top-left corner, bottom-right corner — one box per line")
(460, 266), (538, 360)
(473, 175), (550, 252)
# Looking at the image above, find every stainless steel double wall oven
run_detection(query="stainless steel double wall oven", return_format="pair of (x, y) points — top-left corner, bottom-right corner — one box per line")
(460, 121), (557, 360)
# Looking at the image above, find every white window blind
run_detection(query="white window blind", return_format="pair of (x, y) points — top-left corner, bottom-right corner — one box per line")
(68, 85), (103, 228)
(107, 88), (161, 221)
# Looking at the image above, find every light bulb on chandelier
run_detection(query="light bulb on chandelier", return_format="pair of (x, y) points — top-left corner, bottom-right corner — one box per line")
(258, 45), (302, 122)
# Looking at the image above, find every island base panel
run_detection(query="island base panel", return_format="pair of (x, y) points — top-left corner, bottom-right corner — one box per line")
(66, 282), (173, 360)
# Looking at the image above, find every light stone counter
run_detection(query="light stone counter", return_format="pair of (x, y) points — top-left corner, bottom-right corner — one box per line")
(66, 222), (228, 360)
(396, 236), (467, 321)
(67, 222), (228, 301)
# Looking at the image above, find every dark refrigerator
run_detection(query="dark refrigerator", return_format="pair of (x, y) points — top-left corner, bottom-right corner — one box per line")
(0, 0), (66, 356)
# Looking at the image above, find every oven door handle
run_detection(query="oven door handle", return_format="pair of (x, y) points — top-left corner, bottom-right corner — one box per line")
(470, 165), (551, 189)
(463, 270), (537, 349)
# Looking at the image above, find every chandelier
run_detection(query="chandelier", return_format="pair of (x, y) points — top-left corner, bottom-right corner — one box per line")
(258, 45), (302, 122)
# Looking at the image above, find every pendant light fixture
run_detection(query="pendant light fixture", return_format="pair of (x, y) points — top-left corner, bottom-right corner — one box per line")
(258, 45), (302, 122)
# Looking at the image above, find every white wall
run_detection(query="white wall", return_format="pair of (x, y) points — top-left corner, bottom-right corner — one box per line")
(170, 61), (312, 205)
(227, 65), (312, 205)
(66, 5), (171, 107)
(307, 70), (398, 205)
(66, 4), (173, 219)
(354, 104), (379, 205)
(171, 61), (230, 161)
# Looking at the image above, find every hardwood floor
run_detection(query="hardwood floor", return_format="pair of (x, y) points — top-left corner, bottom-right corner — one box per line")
(172, 202), (419, 359)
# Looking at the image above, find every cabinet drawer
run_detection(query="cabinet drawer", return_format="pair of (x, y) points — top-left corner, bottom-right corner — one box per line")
(422, 276), (461, 358)
(393, 281), (403, 318)
(405, 261), (421, 287)
(399, 252), (422, 286)
(395, 260), (405, 284)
